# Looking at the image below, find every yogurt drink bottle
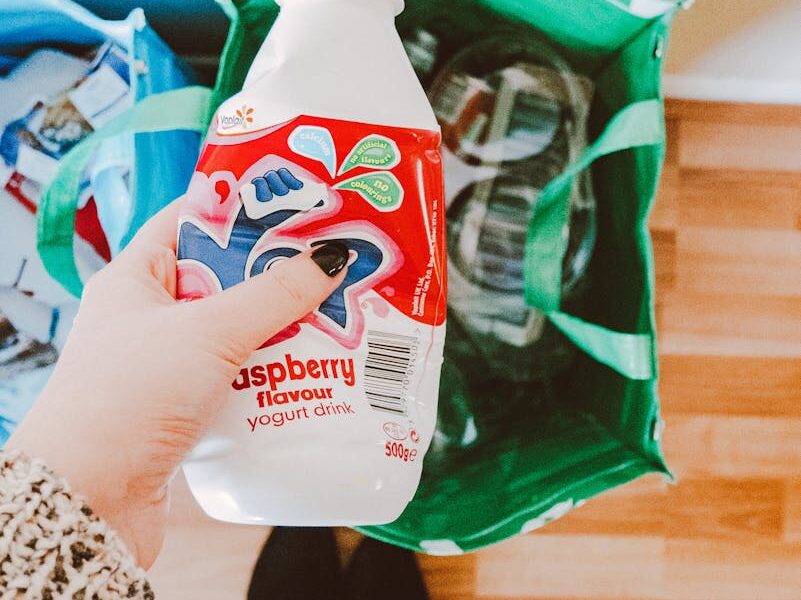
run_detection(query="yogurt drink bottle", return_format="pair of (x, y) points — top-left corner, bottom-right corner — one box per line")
(176, 0), (446, 525)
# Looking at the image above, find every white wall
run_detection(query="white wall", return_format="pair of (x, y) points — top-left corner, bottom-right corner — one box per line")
(664, 0), (801, 104)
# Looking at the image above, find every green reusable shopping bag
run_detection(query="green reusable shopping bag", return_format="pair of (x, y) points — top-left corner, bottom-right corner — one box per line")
(40, 0), (679, 554)
(368, 0), (677, 553)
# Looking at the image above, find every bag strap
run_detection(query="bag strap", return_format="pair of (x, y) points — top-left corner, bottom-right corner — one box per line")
(524, 99), (664, 380)
(38, 86), (213, 297)
(37, 85), (659, 379)
(547, 311), (654, 380)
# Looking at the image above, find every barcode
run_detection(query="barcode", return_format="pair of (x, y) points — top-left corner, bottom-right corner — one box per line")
(364, 330), (417, 415)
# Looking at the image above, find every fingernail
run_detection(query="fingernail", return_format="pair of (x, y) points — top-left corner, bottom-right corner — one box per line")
(311, 242), (349, 277)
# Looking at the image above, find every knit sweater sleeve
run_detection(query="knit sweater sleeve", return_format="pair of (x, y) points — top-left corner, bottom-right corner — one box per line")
(0, 450), (153, 599)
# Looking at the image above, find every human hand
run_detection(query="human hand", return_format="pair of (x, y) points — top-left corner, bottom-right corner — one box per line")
(6, 199), (349, 568)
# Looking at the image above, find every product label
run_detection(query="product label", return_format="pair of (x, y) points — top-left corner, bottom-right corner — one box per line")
(177, 115), (445, 464)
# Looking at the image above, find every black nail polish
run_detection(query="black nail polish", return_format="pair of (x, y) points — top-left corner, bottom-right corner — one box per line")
(311, 242), (349, 277)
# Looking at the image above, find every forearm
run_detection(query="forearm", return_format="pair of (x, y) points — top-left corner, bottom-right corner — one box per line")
(0, 450), (153, 599)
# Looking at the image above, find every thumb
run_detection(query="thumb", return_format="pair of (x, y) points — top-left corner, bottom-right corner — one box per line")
(185, 242), (350, 357)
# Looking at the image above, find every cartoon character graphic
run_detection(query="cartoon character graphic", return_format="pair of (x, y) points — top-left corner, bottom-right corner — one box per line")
(177, 159), (398, 349)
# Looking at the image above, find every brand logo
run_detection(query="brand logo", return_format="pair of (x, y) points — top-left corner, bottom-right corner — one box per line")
(219, 104), (254, 130)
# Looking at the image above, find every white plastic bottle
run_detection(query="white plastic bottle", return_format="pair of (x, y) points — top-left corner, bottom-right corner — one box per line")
(176, 0), (446, 525)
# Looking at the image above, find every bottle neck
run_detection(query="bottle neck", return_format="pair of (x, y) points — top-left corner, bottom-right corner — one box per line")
(240, 0), (437, 130)
(275, 0), (403, 17)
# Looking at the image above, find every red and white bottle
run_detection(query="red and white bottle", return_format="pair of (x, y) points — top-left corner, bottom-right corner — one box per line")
(176, 0), (446, 525)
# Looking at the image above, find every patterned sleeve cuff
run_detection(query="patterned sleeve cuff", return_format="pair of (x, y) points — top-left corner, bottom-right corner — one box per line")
(0, 450), (154, 599)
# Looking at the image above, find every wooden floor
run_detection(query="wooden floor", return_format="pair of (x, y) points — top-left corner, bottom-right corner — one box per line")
(148, 99), (801, 599)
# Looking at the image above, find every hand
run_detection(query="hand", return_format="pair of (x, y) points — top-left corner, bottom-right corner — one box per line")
(6, 199), (349, 568)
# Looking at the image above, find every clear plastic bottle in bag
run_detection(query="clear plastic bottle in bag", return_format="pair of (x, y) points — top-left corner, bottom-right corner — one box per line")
(427, 35), (597, 382)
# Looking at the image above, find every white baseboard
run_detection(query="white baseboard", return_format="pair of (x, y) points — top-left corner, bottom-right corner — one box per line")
(664, 74), (801, 106)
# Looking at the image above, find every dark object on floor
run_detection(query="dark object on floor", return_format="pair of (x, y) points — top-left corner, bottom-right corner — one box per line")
(345, 536), (430, 600)
(248, 527), (344, 600)
(248, 528), (429, 600)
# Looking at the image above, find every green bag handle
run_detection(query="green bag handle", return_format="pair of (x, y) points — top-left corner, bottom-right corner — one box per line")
(37, 85), (658, 379)
(525, 99), (664, 380)
(38, 86), (213, 298)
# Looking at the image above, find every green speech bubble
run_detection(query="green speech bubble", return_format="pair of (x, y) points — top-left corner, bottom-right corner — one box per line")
(335, 171), (404, 211)
(339, 135), (401, 174)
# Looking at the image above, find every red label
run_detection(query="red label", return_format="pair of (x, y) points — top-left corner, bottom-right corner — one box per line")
(177, 115), (446, 349)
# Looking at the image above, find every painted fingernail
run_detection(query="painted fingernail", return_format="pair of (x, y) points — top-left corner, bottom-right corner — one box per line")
(311, 242), (349, 277)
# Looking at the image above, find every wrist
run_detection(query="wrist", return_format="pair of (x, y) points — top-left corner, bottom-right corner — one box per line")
(6, 391), (125, 523)
(0, 448), (153, 595)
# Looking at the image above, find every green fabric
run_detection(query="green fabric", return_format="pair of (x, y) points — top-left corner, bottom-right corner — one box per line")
(37, 86), (212, 297)
(548, 310), (653, 380)
(363, 407), (661, 552)
(525, 99), (664, 313)
(210, 0), (279, 119)
(521, 98), (663, 381)
(478, 0), (650, 54)
(361, 1), (674, 552)
(564, 14), (672, 476)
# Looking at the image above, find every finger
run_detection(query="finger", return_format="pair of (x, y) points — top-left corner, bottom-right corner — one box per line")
(126, 197), (183, 255)
(186, 242), (350, 355)
(110, 198), (182, 299)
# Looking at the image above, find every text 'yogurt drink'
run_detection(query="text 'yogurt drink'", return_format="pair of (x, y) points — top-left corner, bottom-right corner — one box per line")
(176, 0), (446, 525)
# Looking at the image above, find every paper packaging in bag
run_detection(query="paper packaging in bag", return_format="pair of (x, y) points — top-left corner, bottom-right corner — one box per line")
(176, 0), (446, 525)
